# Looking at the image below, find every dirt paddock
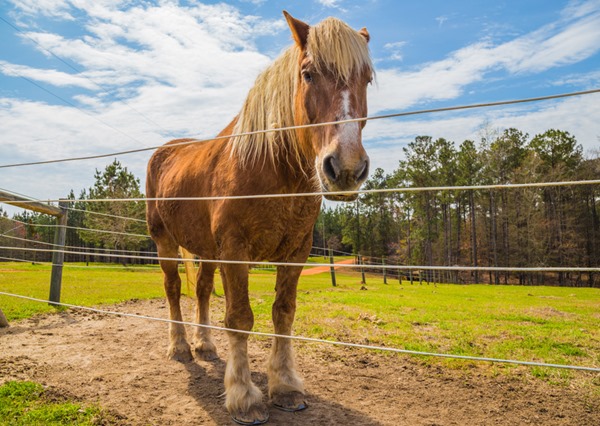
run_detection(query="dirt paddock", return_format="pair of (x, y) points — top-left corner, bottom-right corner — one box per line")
(1, 298), (598, 425)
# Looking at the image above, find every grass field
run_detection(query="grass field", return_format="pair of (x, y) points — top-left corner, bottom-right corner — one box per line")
(0, 381), (108, 426)
(1, 261), (599, 384)
(1, 261), (599, 423)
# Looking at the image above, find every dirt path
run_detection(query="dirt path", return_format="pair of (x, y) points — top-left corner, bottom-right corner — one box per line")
(301, 258), (355, 276)
(1, 298), (598, 425)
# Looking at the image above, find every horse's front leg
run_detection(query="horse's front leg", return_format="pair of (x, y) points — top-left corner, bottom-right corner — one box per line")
(221, 263), (269, 425)
(268, 265), (307, 412)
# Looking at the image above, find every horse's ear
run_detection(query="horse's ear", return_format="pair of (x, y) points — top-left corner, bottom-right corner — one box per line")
(283, 11), (310, 50)
(358, 27), (370, 43)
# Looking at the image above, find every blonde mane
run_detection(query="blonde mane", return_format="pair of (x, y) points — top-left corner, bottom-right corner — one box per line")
(229, 17), (373, 167)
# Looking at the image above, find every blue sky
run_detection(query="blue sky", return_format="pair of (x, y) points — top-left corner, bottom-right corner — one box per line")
(1, 0), (599, 210)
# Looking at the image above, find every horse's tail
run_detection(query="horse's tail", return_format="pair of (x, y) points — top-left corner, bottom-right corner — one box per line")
(178, 247), (197, 296)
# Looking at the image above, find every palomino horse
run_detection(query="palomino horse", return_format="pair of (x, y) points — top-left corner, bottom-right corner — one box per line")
(146, 11), (373, 425)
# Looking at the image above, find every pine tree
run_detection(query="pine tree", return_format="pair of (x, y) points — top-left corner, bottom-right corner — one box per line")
(79, 160), (148, 263)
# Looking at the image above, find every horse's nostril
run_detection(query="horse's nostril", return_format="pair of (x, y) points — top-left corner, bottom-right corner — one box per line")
(323, 155), (340, 181)
(355, 158), (370, 182)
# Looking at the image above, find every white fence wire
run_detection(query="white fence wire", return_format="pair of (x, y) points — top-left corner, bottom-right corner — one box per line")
(0, 178), (597, 206)
(1, 84), (599, 375)
(2, 245), (600, 273)
(0, 291), (598, 373)
(0, 88), (599, 169)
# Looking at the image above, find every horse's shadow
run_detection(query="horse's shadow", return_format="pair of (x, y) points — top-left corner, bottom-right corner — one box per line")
(183, 357), (383, 425)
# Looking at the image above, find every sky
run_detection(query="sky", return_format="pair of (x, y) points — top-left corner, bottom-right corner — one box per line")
(1, 0), (599, 214)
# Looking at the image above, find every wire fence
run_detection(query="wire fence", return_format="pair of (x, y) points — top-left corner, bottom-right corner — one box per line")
(1, 43), (599, 373)
(0, 178), (598, 206)
(0, 88), (599, 169)
(0, 291), (598, 373)
(6, 218), (149, 239)
(2, 245), (600, 274)
(2, 178), (600, 273)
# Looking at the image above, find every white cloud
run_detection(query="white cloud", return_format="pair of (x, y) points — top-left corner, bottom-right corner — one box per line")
(363, 94), (600, 174)
(552, 70), (600, 87)
(1, 0), (599, 206)
(382, 41), (406, 61)
(500, 10), (600, 73)
(435, 16), (448, 27)
(317, 0), (342, 8)
(561, 0), (600, 20)
(8, 0), (76, 20)
(369, 41), (497, 112)
(0, 60), (98, 89)
(0, 1), (290, 205)
(1, 2), (284, 139)
(369, 4), (600, 114)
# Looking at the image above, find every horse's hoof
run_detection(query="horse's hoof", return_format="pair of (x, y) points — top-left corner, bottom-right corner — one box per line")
(194, 343), (219, 361)
(230, 403), (269, 425)
(271, 391), (307, 412)
(196, 348), (219, 361)
(167, 345), (193, 363)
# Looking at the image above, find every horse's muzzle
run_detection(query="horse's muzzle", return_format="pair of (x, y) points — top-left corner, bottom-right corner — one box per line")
(319, 154), (369, 202)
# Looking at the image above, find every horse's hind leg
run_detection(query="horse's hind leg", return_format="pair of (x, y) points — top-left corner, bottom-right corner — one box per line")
(193, 261), (218, 361)
(268, 265), (306, 412)
(156, 236), (193, 363)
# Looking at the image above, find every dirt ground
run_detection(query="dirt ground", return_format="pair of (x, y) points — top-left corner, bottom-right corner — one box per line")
(300, 258), (355, 276)
(1, 298), (598, 426)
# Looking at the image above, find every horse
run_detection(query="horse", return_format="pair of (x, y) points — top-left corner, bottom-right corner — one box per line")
(146, 11), (373, 425)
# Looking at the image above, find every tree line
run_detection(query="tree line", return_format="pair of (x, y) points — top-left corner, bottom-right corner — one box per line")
(313, 128), (600, 287)
(1, 128), (599, 286)
(0, 160), (152, 265)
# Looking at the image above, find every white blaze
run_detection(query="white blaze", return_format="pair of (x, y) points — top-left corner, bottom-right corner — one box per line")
(338, 90), (359, 145)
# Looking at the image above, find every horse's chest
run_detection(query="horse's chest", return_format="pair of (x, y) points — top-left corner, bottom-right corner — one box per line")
(245, 198), (320, 259)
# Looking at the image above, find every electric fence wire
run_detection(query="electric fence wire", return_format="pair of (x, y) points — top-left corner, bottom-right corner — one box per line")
(0, 291), (598, 373)
(2, 13), (599, 379)
(0, 234), (157, 255)
(6, 218), (150, 239)
(0, 89), (599, 169)
(3, 245), (600, 273)
(15, 178), (600, 205)
(0, 14), (170, 134)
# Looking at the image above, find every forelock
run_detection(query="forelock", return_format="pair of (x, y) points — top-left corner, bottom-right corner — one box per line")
(307, 17), (373, 83)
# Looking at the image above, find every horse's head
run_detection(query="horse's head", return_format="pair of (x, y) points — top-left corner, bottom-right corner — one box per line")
(284, 11), (373, 202)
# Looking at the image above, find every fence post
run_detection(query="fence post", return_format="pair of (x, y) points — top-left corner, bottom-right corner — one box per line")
(358, 254), (366, 284)
(49, 200), (68, 305)
(328, 248), (336, 287)
(382, 256), (387, 284)
(398, 260), (402, 284)
(0, 309), (8, 328)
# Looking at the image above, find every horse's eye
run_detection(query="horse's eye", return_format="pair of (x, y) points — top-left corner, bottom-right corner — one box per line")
(302, 72), (313, 83)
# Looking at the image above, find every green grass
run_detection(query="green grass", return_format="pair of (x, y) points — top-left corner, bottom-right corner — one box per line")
(0, 381), (105, 425)
(253, 274), (600, 373)
(0, 262), (166, 321)
(1, 261), (598, 426)
(1, 261), (599, 386)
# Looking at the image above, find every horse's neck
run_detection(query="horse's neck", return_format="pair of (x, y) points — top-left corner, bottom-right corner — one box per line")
(275, 138), (317, 191)
(223, 116), (317, 193)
